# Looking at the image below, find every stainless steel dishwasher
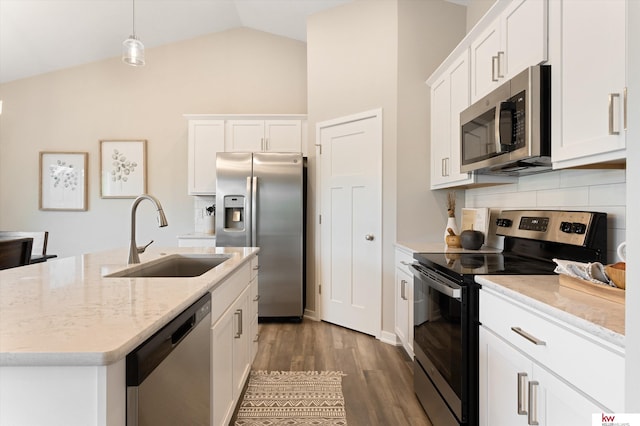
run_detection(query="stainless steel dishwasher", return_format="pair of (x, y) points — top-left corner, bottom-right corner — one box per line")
(126, 293), (211, 426)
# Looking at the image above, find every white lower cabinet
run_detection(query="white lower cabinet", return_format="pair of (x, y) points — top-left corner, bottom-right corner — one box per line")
(249, 256), (260, 360)
(210, 259), (255, 426)
(479, 288), (624, 426)
(394, 247), (414, 357)
(479, 326), (603, 426)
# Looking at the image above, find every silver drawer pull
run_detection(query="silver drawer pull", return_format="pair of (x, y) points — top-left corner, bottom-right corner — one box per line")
(517, 372), (528, 415)
(528, 381), (539, 425)
(253, 294), (260, 302)
(511, 327), (546, 346)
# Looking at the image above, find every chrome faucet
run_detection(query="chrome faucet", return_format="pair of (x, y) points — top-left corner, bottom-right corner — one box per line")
(128, 194), (168, 264)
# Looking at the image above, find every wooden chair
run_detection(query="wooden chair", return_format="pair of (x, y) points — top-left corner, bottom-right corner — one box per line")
(0, 231), (55, 263)
(0, 237), (33, 270)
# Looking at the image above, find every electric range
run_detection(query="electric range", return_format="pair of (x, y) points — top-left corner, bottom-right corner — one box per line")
(410, 210), (607, 426)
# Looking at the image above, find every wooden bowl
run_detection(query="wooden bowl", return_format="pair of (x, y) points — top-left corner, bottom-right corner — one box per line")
(605, 262), (626, 289)
(446, 235), (461, 248)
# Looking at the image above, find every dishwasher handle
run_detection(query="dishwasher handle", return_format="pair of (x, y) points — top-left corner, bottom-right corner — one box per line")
(126, 293), (211, 386)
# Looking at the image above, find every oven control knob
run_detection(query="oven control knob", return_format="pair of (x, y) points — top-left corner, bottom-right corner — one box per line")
(496, 218), (512, 227)
(572, 222), (587, 234)
(560, 221), (573, 233)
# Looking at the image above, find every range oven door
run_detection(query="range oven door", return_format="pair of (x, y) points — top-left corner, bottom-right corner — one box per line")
(411, 263), (467, 426)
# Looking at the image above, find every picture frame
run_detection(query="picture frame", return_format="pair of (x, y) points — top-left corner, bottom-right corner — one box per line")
(100, 140), (147, 198)
(39, 152), (88, 211)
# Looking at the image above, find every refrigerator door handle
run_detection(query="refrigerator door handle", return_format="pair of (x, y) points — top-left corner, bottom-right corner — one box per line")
(251, 176), (258, 247)
(246, 176), (252, 247)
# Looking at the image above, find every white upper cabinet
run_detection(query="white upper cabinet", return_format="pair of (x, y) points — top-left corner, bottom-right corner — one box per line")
(431, 51), (476, 188)
(185, 114), (306, 195)
(471, 0), (548, 102)
(226, 119), (303, 153)
(187, 119), (225, 195)
(550, 0), (627, 168)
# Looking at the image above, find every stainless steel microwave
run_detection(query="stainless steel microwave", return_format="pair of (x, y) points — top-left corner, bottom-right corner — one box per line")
(460, 64), (551, 175)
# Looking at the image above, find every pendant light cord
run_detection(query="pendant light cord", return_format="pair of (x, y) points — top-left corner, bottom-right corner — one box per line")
(132, 0), (136, 37)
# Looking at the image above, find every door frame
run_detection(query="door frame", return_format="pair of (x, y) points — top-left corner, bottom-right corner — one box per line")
(315, 108), (383, 339)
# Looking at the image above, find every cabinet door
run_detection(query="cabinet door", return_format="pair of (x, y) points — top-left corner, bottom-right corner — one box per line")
(232, 288), (251, 399)
(471, 0), (548, 102)
(431, 52), (473, 189)
(188, 120), (225, 195)
(264, 120), (302, 152)
(394, 267), (410, 355)
(226, 120), (265, 152)
(501, 0), (548, 79)
(249, 263), (259, 361)
(552, 0), (626, 167)
(470, 18), (501, 101)
(532, 364), (606, 426)
(479, 327), (530, 426)
(211, 310), (235, 426)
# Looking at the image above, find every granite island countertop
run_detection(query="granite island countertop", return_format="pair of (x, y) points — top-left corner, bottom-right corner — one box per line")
(476, 275), (625, 348)
(0, 246), (258, 367)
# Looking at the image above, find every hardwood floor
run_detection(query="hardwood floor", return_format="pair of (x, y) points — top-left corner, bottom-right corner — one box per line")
(231, 319), (433, 426)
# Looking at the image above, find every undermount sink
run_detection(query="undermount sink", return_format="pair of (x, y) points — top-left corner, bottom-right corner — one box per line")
(106, 254), (231, 278)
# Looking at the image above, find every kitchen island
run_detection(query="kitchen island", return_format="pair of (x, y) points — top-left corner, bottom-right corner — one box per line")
(0, 246), (259, 426)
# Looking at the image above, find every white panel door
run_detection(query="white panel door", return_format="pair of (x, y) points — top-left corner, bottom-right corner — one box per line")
(319, 110), (382, 337)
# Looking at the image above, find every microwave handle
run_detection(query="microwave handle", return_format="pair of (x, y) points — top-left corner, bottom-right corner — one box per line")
(495, 101), (515, 153)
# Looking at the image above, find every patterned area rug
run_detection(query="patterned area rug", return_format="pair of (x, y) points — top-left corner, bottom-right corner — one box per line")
(235, 370), (347, 426)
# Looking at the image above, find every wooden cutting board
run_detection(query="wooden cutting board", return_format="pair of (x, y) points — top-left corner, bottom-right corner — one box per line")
(558, 274), (625, 304)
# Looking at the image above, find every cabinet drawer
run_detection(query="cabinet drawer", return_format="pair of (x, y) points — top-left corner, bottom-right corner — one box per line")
(395, 247), (414, 275)
(211, 263), (250, 324)
(480, 288), (624, 411)
(250, 255), (259, 281)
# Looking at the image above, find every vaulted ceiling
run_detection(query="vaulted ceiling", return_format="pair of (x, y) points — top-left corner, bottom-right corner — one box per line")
(0, 0), (351, 83)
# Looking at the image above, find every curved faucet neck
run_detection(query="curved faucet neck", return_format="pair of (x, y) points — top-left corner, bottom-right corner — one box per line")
(128, 194), (168, 264)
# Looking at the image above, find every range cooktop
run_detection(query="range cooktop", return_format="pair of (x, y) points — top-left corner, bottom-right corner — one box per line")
(413, 209), (608, 282)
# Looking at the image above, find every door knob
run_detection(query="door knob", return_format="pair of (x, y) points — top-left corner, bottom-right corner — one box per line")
(365, 234), (375, 241)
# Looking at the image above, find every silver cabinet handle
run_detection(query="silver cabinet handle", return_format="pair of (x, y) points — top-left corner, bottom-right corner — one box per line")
(253, 265), (260, 271)
(260, 137), (265, 151)
(253, 294), (260, 302)
(609, 93), (621, 135)
(511, 327), (546, 346)
(492, 55), (499, 82)
(528, 381), (539, 425)
(441, 158), (446, 177)
(253, 333), (259, 343)
(234, 309), (243, 338)
(497, 51), (505, 78)
(365, 234), (375, 241)
(251, 176), (258, 246)
(265, 137), (270, 151)
(517, 372), (528, 415)
(624, 87), (628, 131)
(401, 279), (407, 301)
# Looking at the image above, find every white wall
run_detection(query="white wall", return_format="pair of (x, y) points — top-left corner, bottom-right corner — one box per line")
(0, 28), (307, 258)
(306, 0), (398, 327)
(306, 0), (466, 334)
(397, 0), (466, 242)
(625, 0), (639, 411)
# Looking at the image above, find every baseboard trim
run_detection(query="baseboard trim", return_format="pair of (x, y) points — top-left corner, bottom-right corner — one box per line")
(379, 330), (400, 346)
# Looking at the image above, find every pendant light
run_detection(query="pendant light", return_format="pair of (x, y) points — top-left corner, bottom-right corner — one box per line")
(122, 0), (145, 66)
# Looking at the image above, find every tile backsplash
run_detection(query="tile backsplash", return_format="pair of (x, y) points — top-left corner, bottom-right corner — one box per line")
(193, 195), (216, 233)
(465, 168), (626, 263)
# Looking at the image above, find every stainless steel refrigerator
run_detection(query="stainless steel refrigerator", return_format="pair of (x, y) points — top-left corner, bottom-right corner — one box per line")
(215, 152), (305, 319)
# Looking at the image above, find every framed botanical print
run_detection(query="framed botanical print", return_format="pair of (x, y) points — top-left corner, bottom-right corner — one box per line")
(100, 140), (147, 198)
(39, 152), (88, 211)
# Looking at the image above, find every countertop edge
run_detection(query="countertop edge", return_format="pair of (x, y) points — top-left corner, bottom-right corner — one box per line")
(0, 247), (259, 367)
(476, 275), (625, 350)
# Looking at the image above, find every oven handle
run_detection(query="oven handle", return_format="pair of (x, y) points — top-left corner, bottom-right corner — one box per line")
(409, 264), (461, 300)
